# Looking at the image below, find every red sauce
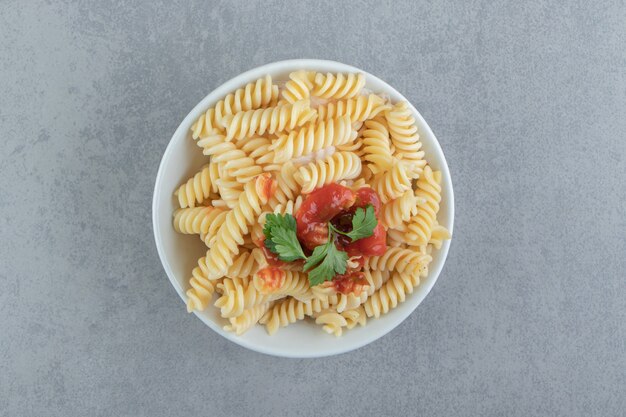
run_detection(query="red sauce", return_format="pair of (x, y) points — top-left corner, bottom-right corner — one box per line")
(354, 187), (382, 215)
(296, 183), (355, 250)
(255, 173), (276, 201)
(255, 267), (285, 291)
(350, 222), (386, 256)
(290, 184), (388, 285)
(333, 187), (387, 257)
(332, 271), (368, 295)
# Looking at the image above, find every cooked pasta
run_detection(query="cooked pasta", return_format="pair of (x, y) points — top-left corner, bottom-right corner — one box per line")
(222, 100), (317, 141)
(191, 74), (279, 139)
(312, 72), (366, 99)
(295, 151), (362, 193)
(175, 70), (450, 335)
(253, 268), (312, 300)
(366, 246), (432, 277)
(385, 102), (426, 176)
(270, 115), (356, 163)
(268, 161), (300, 208)
(259, 296), (332, 335)
(317, 94), (389, 122)
(369, 158), (412, 203)
(185, 253), (222, 312)
(429, 221), (451, 250)
(404, 166), (442, 247)
(364, 271), (421, 318)
(215, 276), (280, 318)
(361, 117), (394, 175)
(173, 206), (226, 236)
(315, 311), (349, 337)
(281, 70), (316, 104)
(224, 302), (272, 335)
(199, 174), (274, 284)
(225, 249), (262, 279)
(312, 282), (369, 313)
(196, 134), (263, 183)
(175, 165), (213, 208)
(379, 190), (418, 229)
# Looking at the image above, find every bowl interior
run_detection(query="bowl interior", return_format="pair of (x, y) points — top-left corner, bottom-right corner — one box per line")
(153, 59), (454, 358)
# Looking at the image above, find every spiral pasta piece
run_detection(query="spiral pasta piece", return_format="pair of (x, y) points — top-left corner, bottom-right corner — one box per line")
(315, 311), (349, 337)
(224, 302), (272, 335)
(215, 277), (280, 318)
(272, 195), (303, 216)
(190, 75), (279, 139)
(270, 116), (356, 163)
(342, 306), (367, 329)
(386, 227), (407, 248)
(191, 108), (222, 139)
(385, 102), (426, 175)
(268, 162), (300, 208)
(369, 158), (412, 203)
(405, 166), (442, 247)
(429, 221), (451, 250)
(317, 94), (389, 122)
(195, 134), (263, 183)
(281, 70), (316, 103)
(295, 151), (362, 194)
(336, 136), (363, 155)
(366, 246), (432, 277)
(364, 272), (420, 318)
(173, 206), (227, 237)
(252, 268), (312, 300)
(312, 72), (366, 100)
(199, 174), (275, 284)
(236, 136), (280, 172)
(215, 178), (244, 209)
(222, 100), (317, 141)
(311, 283), (369, 313)
(361, 117), (394, 175)
(364, 270), (391, 296)
(185, 254), (221, 312)
(259, 296), (333, 335)
(225, 249), (262, 279)
(174, 165), (213, 208)
(379, 190), (419, 229)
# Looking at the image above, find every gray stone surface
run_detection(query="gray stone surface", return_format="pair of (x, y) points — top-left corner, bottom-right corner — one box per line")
(1, 0), (624, 415)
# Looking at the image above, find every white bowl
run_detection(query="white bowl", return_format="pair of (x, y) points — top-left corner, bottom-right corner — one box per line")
(152, 59), (454, 358)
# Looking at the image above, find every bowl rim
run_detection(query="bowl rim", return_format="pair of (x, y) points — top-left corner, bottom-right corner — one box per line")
(152, 58), (455, 358)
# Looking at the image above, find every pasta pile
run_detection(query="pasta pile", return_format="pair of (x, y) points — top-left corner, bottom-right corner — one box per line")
(173, 71), (451, 337)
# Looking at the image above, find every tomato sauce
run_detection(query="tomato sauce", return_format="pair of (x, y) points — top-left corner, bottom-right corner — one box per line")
(255, 267), (285, 291)
(331, 271), (368, 295)
(277, 183), (388, 288)
(296, 183), (355, 250)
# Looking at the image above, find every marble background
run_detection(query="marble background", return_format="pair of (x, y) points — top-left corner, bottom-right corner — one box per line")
(1, 1), (624, 416)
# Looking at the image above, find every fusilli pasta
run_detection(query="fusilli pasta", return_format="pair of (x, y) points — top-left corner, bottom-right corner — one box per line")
(176, 70), (451, 335)
(317, 94), (389, 122)
(270, 115), (356, 163)
(295, 151), (362, 193)
(404, 166), (442, 247)
(312, 72), (366, 99)
(364, 271), (420, 318)
(191, 75), (279, 138)
(222, 100), (317, 141)
(175, 165), (213, 208)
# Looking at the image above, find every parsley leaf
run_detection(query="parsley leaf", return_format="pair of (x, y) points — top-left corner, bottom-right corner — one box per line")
(329, 205), (377, 242)
(307, 241), (348, 286)
(263, 213), (306, 262)
(303, 242), (329, 271)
